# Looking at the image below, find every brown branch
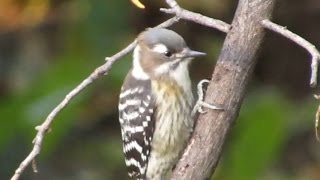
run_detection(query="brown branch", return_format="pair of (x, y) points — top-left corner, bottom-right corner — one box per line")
(160, 1), (230, 33)
(261, 19), (320, 87)
(171, 0), (276, 179)
(10, 17), (179, 180)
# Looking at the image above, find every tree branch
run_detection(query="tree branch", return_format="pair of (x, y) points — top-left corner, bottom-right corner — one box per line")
(171, 0), (276, 179)
(160, 3), (230, 33)
(261, 19), (320, 87)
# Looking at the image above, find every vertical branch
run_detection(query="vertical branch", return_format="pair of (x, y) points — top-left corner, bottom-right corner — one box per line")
(171, 0), (276, 179)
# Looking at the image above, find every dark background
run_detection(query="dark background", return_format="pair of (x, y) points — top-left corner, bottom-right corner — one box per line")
(1, 0), (320, 179)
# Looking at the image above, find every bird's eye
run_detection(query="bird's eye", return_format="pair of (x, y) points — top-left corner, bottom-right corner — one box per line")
(164, 51), (172, 57)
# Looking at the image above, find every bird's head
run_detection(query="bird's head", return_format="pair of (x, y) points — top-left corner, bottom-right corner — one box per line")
(132, 28), (206, 80)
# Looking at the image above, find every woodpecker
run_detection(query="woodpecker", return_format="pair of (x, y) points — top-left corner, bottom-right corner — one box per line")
(118, 28), (206, 180)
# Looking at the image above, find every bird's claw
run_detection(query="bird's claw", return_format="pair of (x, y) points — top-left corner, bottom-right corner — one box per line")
(192, 79), (224, 116)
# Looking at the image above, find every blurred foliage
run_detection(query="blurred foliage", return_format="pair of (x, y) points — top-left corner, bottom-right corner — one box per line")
(0, 0), (50, 30)
(0, 0), (320, 180)
(215, 89), (311, 180)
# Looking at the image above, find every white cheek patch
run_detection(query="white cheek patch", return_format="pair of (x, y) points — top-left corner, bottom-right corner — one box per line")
(132, 46), (150, 80)
(152, 43), (168, 54)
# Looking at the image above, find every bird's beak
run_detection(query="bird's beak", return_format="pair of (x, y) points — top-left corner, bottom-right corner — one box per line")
(183, 49), (206, 58)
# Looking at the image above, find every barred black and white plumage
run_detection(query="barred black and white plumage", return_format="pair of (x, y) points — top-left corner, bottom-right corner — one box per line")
(119, 72), (155, 179)
(118, 28), (206, 180)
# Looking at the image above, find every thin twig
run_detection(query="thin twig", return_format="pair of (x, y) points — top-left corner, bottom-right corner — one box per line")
(161, 0), (230, 33)
(261, 19), (320, 87)
(10, 17), (180, 180)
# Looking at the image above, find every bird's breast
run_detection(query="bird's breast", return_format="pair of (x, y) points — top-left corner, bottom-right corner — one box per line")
(151, 79), (194, 155)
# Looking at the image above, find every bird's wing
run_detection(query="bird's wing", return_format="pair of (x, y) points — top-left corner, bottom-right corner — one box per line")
(118, 72), (155, 179)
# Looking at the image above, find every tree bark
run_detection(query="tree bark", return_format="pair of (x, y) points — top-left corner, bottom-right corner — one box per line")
(171, 0), (276, 179)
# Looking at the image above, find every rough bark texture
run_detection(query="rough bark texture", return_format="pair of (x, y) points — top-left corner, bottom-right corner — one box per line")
(171, 0), (276, 179)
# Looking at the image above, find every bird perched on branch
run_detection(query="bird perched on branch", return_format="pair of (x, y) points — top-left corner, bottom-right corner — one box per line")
(118, 28), (206, 180)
